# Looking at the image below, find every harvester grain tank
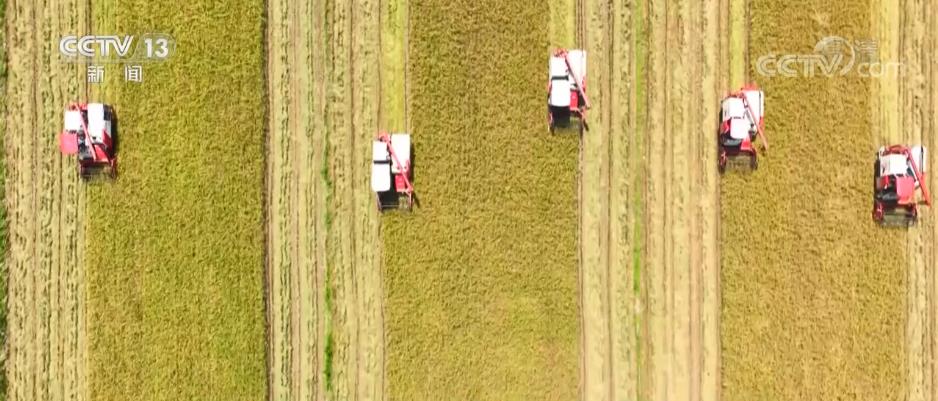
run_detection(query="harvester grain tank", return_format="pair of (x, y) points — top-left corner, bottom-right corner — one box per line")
(58, 102), (117, 180)
(371, 131), (414, 211)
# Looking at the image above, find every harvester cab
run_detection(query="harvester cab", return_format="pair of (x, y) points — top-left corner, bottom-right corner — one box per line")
(547, 49), (589, 133)
(372, 132), (414, 211)
(58, 102), (117, 180)
(718, 85), (767, 173)
(873, 145), (931, 226)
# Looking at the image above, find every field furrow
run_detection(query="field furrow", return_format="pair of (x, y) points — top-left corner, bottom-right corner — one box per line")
(4, 1), (88, 401)
(265, 0), (327, 400)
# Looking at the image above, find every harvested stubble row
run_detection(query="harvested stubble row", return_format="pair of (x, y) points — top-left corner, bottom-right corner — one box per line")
(721, 1), (905, 400)
(381, 1), (579, 400)
(84, 1), (267, 401)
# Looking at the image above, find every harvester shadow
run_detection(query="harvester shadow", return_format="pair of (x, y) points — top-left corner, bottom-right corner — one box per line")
(111, 110), (120, 156)
(410, 151), (420, 209)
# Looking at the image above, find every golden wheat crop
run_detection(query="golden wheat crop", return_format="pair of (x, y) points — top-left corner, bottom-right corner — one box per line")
(381, 1), (579, 400)
(83, 2), (267, 401)
(721, 2), (905, 401)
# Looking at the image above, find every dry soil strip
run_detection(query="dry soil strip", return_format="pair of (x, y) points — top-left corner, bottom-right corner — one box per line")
(579, 0), (643, 400)
(643, 1), (723, 401)
(643, 0), (669, 398)
(328, 0), (385, 400)
(265, 0), (327, 400)
(607, 0), (644, 399)
(930, 2), (938, 397)
(903, 3), (936, 400)
(351, 1), (385, 399)
(697, 1), (724, 401)
(924, 6), (938, 401)
(4, 1), (88, 401)
(576, 0), (615, 400)
(874, 0), (937, 400)
(873, 2), (934, 400)
(577, 0), (614, 399)
(875, 1), (938, 399)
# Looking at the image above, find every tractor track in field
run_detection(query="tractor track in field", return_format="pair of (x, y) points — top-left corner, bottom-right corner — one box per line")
(264, 0), (327, 399)
(5, 1), (89, 401)
(643, 1), (672, 400)
(905, 3), (937, 400)
(642, 1), (724, 401)
(873, 1), (938, 400)
(929, 9), (938, 397)
(599, 2), (616, 401)
(570, 0), (583, 396)
(328, 0), (384, 400)
(576, 0), (613, 399)
(699, 1), (724, 401)
(577, 0), (643, 400)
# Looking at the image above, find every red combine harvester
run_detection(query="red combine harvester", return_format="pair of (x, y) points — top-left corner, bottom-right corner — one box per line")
(547, 49), (590, 133)
(371, 131), (414, 211)
(718, 84), (768, 172)
(873, 145), (931, 226)
(58, 102), (117, 180)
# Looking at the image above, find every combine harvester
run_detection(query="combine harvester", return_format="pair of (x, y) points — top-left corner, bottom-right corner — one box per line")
(718, 84), (768, 173)
(547, 49), (590, 133)
(371, 131), (414, 211)
(873, 145), (931, 227)
(58, 102), (117, 180)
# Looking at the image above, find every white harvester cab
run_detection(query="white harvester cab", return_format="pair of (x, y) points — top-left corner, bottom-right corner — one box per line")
(63, 108), (91, 159)
(372, 132), (414, 211)
(372, 141), (392, 192)
(879, 146), (926, 178)
(720, 89), (764, 140)
(548, 56), (571, 108)
(86, 103), (112, 145)
(548, 50), (586, 108)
